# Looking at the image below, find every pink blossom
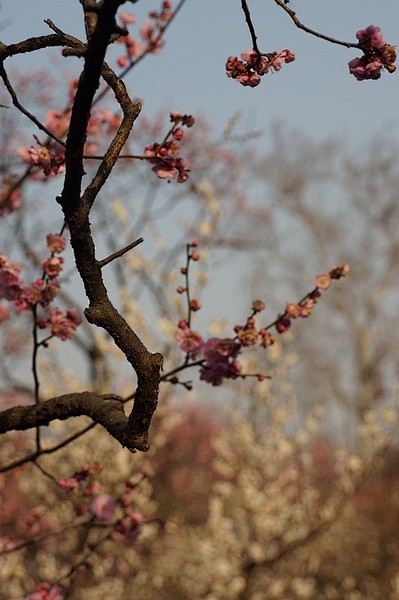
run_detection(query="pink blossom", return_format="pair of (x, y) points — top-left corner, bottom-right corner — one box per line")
(57, 477), (79, 492)
(173, 127), (184, 141)
(315, 274), (331, 291)
(285, 302), (302, 318)
(83, 480), (100, 497)
(115, 512), (143, 542)
(144, 139), (190, 182)
(226, 48), (295, 87)
(39, 281), (62, 308)
(200, 358), (243, 386)
(176, 326), (203, 357)
(267, 49), (296, 73)
(189, 298), (201, 311)
(92, 493), (116, 521)
(237, 72), (261, 87)
(349, 27), (396, 80)
(19, 144), (65, 177)
(203, 337), (240, 362)
(356, 25), (385, 50)
(24, 279), (60, 308)
(117, 55), (128, 68)
(119, 11), (136, 25)
(349, 56), (383, 80)
(46, 233), (66, 254)
(140, 21), (165, 53)
(48, 307), (81, 340)
(259, 329), (275, 348)
(275, 315), (291, 333)
(299, 300), (314, 318)
(41, 256), (64, 279)
(199, 337), (242, 386)
(236, 325), (258, 346)
(0, 259), (23, 301)
(125, 36), (143, 59)
(23, 279), (45, 306)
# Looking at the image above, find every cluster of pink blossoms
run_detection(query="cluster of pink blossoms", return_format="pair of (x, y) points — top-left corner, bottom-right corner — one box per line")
(226, 49), (295, 87)
(349, 25), (397, 80)
(0, 233), (81, 341)
(144, 111), (195, 182)
(15, 79), (122, 183)
(18, 143), (65, 178)
(58, 463), (144, 543)
(176, 259), (350, 386)
(116, 1), (173, 68)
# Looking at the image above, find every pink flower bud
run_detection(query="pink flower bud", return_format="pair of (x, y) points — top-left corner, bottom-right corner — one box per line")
(189, 298), (201, 311)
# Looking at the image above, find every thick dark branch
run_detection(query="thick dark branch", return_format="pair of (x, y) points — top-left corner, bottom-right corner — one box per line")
(54, 2), (163, 452)
(0, 393), (134, 447)
(1, 2), (163, 453)
(61, 0), (126, 209)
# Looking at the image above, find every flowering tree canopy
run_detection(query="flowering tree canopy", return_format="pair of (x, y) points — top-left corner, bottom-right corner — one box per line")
(0, 1), (397, 596)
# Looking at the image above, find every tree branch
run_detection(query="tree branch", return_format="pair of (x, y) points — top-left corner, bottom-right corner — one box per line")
(273, 0), (359, 49)
(0, 392), (133, 446)
(1, 2), (163, 452)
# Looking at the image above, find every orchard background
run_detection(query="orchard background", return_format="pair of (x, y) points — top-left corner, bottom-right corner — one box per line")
(0, 1), (398, 598)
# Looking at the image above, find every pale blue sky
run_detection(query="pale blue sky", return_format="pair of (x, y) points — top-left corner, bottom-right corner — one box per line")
(1, 0), (398, 142)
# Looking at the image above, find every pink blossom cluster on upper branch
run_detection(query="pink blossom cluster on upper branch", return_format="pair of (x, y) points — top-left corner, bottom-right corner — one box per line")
(348, 25), (397, 80)
(226, 49), (295, 87)
(226, 25), (396, 87)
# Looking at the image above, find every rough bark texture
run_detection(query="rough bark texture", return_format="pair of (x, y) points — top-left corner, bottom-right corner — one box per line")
(0, 0), (163, 452)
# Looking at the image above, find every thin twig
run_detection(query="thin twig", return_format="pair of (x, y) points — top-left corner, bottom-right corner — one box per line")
(273, 0), (359, 49)
(241, 0), (262, 55)
(98, 237), (144, 268)
(0, 423), (96, 474)
(0, 64), (66, 146)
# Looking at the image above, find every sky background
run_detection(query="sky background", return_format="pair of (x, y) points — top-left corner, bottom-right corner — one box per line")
(1, 0), (398, 143)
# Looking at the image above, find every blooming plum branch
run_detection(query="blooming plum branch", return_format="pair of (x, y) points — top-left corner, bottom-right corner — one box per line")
(228, 1), (396, 87)
(170, 243), (350, 386)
